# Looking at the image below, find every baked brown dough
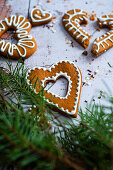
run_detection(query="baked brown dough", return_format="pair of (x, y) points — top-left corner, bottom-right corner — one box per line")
(31, 7), (52, 26)
(26, 61), (82, 117)
(62, 9), (91, 48)
(0, 15), (37, 60)
(92, 15), (113, 56)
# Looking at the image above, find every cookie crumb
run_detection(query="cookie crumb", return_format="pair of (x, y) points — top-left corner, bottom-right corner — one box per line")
(87, 69), (92, 73)
(53, 16), (56, 19)
(66, 39), (74, 47)
(97, 28), (101, 31)
(70, 40), (74, 47)
(90, 75), (94, 79)
(90, 14), (96, 21)
(82, 82), (85, 86)
(88, 73), (91, 76)
(84, 21), (88, 27)
(107, 62), (112, 67)
(82, 50), (88, 56)
(50, 28), (56, 33)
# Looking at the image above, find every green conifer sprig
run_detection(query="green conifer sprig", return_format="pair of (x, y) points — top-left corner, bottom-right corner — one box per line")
(56, 101), (113, 170)
(0, 59), (112, 170)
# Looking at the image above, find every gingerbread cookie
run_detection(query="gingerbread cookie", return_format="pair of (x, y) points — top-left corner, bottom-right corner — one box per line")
(92, 15), (113, 56)
(0, 15), (37, 60)
(30, 7), (52, 26)
(62, 9), (91, 48)
(26, 61), (82, 117)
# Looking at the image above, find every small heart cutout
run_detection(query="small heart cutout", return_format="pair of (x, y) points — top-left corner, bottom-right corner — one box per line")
(62, 9), (91, 49)
(31, 7), (52, 26)
(26, 61), (82, 117)
(45, 77), (68, 98)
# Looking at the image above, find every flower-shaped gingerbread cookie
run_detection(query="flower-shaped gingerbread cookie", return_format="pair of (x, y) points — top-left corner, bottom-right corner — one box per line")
(0, 15), (37, 60)
(63, 9), (91, 48)
(26, 61), (82, 117)
(31, 7), (52, 26)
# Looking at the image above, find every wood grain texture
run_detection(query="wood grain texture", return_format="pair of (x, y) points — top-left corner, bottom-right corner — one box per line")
(0, 0), (11, 39)
(0, 0), (11, 20)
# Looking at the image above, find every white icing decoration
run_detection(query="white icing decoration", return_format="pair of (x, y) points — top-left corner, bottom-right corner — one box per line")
(41, 72), (72, 99)
(63, 9), (90, 43)
(79, 17), (83, 20)
(109, 21), (113, 25)
(31, 7), (52, 23)
(98, 15), (113, 23)
(0, 15), (35, 57)
(103, 21), (107, 25)
(34, 14), (42, 19)
(93, 15), (113, 54)
(26, 60), (82, 116)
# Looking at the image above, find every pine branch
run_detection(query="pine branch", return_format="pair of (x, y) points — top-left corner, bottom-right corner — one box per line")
(0, 60), (87, 169)
(80, 122), (108, 144)
(0, 93), (86, 170)
(57, 102), (112, 169)
(0, 59), (112, 169)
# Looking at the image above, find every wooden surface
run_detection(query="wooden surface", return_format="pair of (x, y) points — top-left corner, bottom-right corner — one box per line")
(0, 0), (113, 115)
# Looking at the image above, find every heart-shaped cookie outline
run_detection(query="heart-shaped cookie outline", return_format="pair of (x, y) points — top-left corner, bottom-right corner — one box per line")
(91, 15), (113, 56)
(30, 7), (52, 26)
(26, 61), (82, 117)
(62, 9), (91, 49)
(0, 15), (37, 60)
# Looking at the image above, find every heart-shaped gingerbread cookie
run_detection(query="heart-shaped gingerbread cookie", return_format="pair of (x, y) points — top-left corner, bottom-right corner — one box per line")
(26, 61), (82, 117)
(62, 9), (91, 48)
(30, 7), (52, 26)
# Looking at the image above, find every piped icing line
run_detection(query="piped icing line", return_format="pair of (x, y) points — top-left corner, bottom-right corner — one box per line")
(26, 60), (82, 116)
(45, 64), (81, 116)
(98, 15), (113, 24)
(41, 72), (72, 99)
(4, 15), (31, 30)
(31, 7), (52, 23)
(63, 9), (91, 43)
(94, 33), (113, 53)
(92, 15), (113, 55)
(0, 15), (36, 58)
